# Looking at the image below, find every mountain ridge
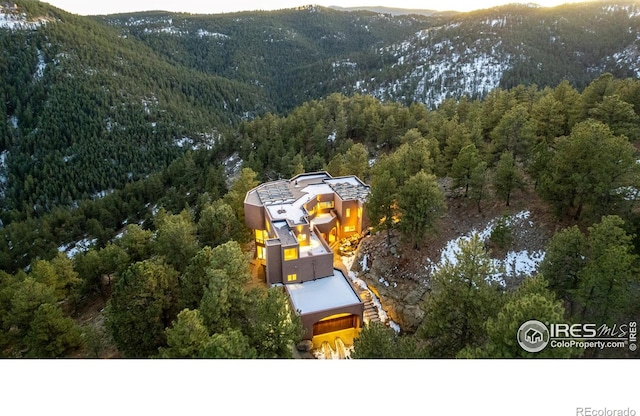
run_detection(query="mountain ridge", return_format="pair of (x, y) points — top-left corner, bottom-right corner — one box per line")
(327, 5), (444, 16)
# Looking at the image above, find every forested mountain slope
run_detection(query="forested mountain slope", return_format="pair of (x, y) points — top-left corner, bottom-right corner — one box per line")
(353, 1), (640, 105)
(4, 1), (640, 223)
(99, 6), (434, 112)
(104, 2), (640, 110)
(3, 75), (640, 358)
(0, 1), (265, 223)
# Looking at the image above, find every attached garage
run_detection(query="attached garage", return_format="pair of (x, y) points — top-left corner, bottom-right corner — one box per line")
(285, 269), (364, 340)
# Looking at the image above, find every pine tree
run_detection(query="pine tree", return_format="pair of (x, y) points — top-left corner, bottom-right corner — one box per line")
(397, 171), (446, 249)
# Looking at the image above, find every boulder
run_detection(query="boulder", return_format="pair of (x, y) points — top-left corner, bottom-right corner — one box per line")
(297, 340), (313, 352)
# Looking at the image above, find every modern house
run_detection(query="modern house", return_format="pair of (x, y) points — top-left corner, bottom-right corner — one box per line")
(244, 171), (370, 341)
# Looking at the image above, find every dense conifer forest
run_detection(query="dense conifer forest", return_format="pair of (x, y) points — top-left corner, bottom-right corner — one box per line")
(1, 0), (639, 358)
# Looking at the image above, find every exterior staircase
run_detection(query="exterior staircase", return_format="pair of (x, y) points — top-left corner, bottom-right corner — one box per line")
(359, 291), (380, 324)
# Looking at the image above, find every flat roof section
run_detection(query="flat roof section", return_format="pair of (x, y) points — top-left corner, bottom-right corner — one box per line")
(272, 220), (297, 246)
(286, 269), (361, 315)
(301, 183), (334, 197)
(267, 204), (305, 223)
(299, 231), (329, 257)
(311, 212), (334, 226)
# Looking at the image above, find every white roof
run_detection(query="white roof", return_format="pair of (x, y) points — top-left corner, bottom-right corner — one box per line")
(301, 183), (334, 196)
(266, 183), (335, 223)
(286, 270), (361, 315)
(311, 212), (334, 225)
(299, 231), (329, 256)
(266, 204), (305, 223)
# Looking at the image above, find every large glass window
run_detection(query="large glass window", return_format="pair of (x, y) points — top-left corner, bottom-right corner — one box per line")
(318, 200), (334, 210)
(284, 248), (298, 261)
(255, 229), (266, 244)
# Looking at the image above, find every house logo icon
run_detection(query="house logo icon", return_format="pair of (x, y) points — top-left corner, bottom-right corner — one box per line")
(517, 320), (550, 353)
(525, 328), (543, 343)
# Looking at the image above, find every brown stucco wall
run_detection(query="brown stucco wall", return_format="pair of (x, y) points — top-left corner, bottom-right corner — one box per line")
(265, 241), (283, 284)
(281, 251), (334, 283)
(335, 199), (360, 238)
(244, 201), (265, 231)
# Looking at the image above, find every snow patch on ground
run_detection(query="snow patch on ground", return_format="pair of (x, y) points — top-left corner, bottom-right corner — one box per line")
(173, 134), (218, 151)
(91, 189), (114, 199)
(34, 49), (46, 79)
(141, 96), (158, 115)
(114, 228), (127, 240)
(426, 210), (546, 287)
(197, 29), (229, 39)
(354, 24), (513, 107)
(342, 254), (355, 271)
(0, 150), (7, 172)
(0, 11), (49, 30)
(0, 150), (8, 197)
(360, 254), (368, 272)
(58, 237), (97, 258)
(614, 186), (640, 201)
(332, 59), (357, 69)
(174, 137), (191, 148)
(223, 152), (244, 186)
(143, 25), (186, 36)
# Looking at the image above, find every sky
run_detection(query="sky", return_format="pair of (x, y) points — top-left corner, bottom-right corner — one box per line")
(42, 0), (589, 16)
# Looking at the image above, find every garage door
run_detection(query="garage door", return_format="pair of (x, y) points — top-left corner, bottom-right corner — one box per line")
(313, 315), (359, 336)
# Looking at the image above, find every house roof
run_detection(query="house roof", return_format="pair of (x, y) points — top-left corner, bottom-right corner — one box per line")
(285, 269), (361, 315)
(271, 220), (297, 246)
(246, 171), (369, 211)
(256, 181), (295, 206)
(326, 177), (370, 201)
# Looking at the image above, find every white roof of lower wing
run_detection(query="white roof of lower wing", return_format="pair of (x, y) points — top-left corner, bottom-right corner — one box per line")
(286, 269), (361, 315)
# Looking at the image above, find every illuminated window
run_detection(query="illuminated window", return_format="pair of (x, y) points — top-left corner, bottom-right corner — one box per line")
(284, 248), (298, 261)
(344, 225), (355, 233)
(257, 246), (265, 260)
(345, 208), (351, 218)
(287, 273), (297, 281)
(358, 207), (362, 219)
(298, 233), (307, 242)
(255, 229), (266, 244)
(265, 220), (271, 233)
(318, 200), (334, 210)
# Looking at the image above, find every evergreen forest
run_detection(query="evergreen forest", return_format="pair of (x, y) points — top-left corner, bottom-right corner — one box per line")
(1, 0), (639, 358)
